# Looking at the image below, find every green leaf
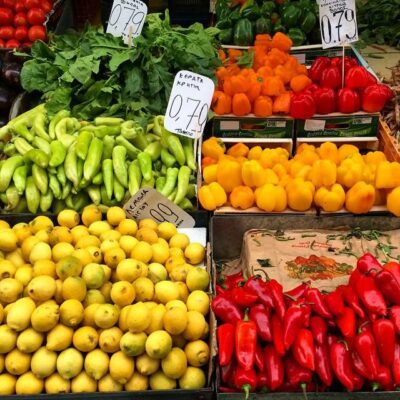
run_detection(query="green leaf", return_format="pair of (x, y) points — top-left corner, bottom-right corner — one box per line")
(237, 49), (254, 68)
(45, 87), (73, 116)
(21, 60), (61, 92)
(68, 55), (100, 85)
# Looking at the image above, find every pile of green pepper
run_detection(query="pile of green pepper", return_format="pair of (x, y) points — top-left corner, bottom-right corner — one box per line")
(0, 107), (197, 214)
(215, 0), (320, 46)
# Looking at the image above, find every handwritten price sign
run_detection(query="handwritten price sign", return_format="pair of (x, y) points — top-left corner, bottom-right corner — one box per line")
(106, 0), (147, 45)
(318, 0), (358, 49)
(164, 70), (214, 139)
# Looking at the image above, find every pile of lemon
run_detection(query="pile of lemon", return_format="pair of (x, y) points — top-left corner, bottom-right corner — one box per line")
(0, 206), (210, 395)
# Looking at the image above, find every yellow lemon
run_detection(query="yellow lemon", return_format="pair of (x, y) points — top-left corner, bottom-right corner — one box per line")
(136, 227), (159, 244)
(163, 307), (188, 335)
(154, 281), (180, 304)
(57, 348), (83, 379)
(52, 242), (75, 263)
(82, 263), (105, 289)
(169, 233), (190, 250)
(99, 327), (123, 353)
(165, 256), (186, 274)
(70, 371), (96, 393)
(86, 246), (102, 263)
(184, 243), (206, 265)
(170, 247), (184, 258)
(166, 300), (187, 311)
(124, 372), (148, 391)
(84, 349), (109, 380)
(21, 236), (39, 261)
(7, 297), (35, 331)
(81, 205), (102, 227)
(60, 299), (84, 327)
(5, 348), (31, 375)
(34, 229), (50, 244)
(0, 325), (17, 353)
(138, 218), (158, 230)
(148, 262), (167, 283)
(186, 267), (210, 292)
(100, 229), (121, 242)
(94, 304), (119, 329)
(131, 241), (152, 263)
(111, 281), (135, 307)
(132, 277), (154, 302)
(149, 371), (176, 390)
(0, 373), (16, 395)
(183, 311), (206, 341)
(109, 351), (135, 384)
(151, 242), (169, 264)
(46, 324), (73, 351)
(16, 328), (43, 353)
(106, 207), (126, 226)
(161, 347), (187, 379)
(33, 259), (56, 278)
(29, 242), (52, 264)
(73, 326), (98, 352)
(104, 247), (126, 269)
(0, 278), (23, 303)
(15, 371), (43, 395)
(184, 340), (210, 367)
(179, 367), (206, 389)
(6, 250), (24, 268)
(71, 225), (89, 245)
(119, 235), (139, 256)
(170, 264), (193, 282)
(75, 235), (101, 249)
(98, 374), (122, 392)
(84, 289), (106, 306)
(88, 221), (112, 237)
(157, 222), (177, 240)
(27, 275), (56, 302)
(145, 304), (166, 334)
(127, 302), (151, 333)
(13, 223), (31, 245)
(57, 210), (80, 229)
(62, 276), (87, 301)
(30, 216), (53, 233)
(44, 373), (70, 394)
(145, 330), (172, 359)
(186, 290), (210, 316)
(117, 219), (138, 236)
(31, 347), (57, 378)
(118, 305), (131, 332)
(0, 260), (16, 280)
(116, 258), (142, 282)
(56, 256), (82, 280)
(71, 249), (93, 267)
(0, 229), (17, 253)
(136, 353), (160, 376)
(48, 226), (73, 246)
(15, 266), (33, 286)
(100, 239), (119, 253)
(120, 332), (147, 357)
(83, 303), (101, 327)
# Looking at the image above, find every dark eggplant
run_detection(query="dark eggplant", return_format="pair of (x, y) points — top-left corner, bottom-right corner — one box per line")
(0, 115), (7, 128)
(1, 63), (22, 89)
(0, 85), (15, 112)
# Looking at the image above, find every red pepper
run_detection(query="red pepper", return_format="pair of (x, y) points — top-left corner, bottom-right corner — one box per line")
(345, 66), (373, 89)
(219, 386), (236, 393)
(249, 303), (272, 342)
(217, 323), (235, 367)
(233, 366), (257, 399)
(263, 344), (285, 390)
(327, 335), (338, 347)
(285, 281), (310, 301)
(268, 279), (286, 321)
(303, 83), (319, 95)
(338, 87), (360, 113)
(231, 287), (258, 308)
(330, 341), (354, 391)
(355, 275), (387, 317)
(372, 319), (395, 367)
(284, 354), (313, 390)
(290, 92), (316, 120)
(310, 316), (328, 345)
(245, 277), (274, 309)
(293, 328), (315, 371)
(271, 314), (286, 356)
(325, 288), (345, 317)
(357, 253), (382, 277)
(219, 271), (244, 290)
(393, 340), (400, 387)
(309, 56), (331, 83)
(349, 268), (363, 288)
(212, 295), (243, 324)
(375, 261), (400, 305)
(216, 285), (226, 296)
(373, 365), (394, 392)
(235, 311), (257, 371)
(257, 372), (269, 390)
(352, 350), (374, 381)
(353, 373), (365, 391)
(337, 56), (358, 75)
(320, 65), (341, 89)
(221, 359), (236, 385)
(337, 307), (356, 338)
(389, 306), (400, 335)
(315, 341), (333, 386)
(313, 87), (336, 114)
(341, 285), (365, 319)
(354, 324), (380, 379)
(306, 288), (333, 319)
(283, 304), (305, 350)
(255, 345), (264, 372)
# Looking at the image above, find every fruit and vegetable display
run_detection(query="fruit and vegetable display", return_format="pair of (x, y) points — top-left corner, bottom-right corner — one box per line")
(0, 208), (210, 395)
(215, 0), (319, 46)
(215, 253), (400, 395)
(0, 106), (197, 213)
(200, 137), (400, 215)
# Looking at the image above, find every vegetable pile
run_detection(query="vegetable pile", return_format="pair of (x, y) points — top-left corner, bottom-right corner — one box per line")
(20, 12), (220, 124)
(200, 137), (400, 215)
(214, 253), (400, 394)
(0, 106), (197, 213)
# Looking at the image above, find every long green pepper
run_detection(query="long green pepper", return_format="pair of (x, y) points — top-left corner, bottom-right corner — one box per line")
(102, 159), (114, 200)
(40, 190), (53, 213)
(102, 136), (115, 160)
(5, 185), (20, 211)
(64, 142), (79, 189)
(24, 149), (48, 168)
(12, 165), (28, 195)
(160, 167), (179, 197)
(128, 160), (142, 196)
(76, 131), (93, 160)
(32, 136), (51, 155)
(14, 138), (33, 155)
(137, 152), (153, 182)
(49, 110), (70, 139)
(173, 166), (191, 205)
(83, 137), (103, 182)
(112, 145), (128, 188)
(32, 164), (48, 195)
(49, 140), (67, 167)
(114, 177), (125, 202)
(25, 176), (40, 213)
(0, 156), (24, 192)
(49, 175), (62, 199)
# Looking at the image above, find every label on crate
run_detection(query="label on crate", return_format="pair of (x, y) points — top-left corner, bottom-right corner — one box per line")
(106, 0), (148, 45)
(304, 119), (326, 131)
(124, 188), (195, 228)
(164, 70), (214, 139)
(318, 0), (358, 49)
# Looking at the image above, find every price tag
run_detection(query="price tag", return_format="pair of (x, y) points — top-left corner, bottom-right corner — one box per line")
(123, 188), (195, 228)
(318, 0), (358, 49)
(106, 0), (147, 45)
(164, 70), (214, 139)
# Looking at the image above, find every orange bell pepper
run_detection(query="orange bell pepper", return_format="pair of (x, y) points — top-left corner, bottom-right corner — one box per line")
(273, 93), (291, 114)
(227, 143), (249, 158)
(212, 91), (232, 115)
(201, 156), (217, 170)
(217, 159), (243, 193)
(232, 93), (252, 116)
(261, 76), (285, 97)
(230, 186), (255, 210)
(202, 137), (226, 160)
(290, 75), (312, 93)
(254, 96), (273, 117)
(270, 32), (293, 52)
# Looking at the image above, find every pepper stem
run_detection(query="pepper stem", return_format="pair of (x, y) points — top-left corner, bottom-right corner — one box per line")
(242, 384), (251, 400)
(301, 383), (309, 400)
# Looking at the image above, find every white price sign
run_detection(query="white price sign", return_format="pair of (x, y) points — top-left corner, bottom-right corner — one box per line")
(164, 70), (214, 139)
(106, 0), (147, 45)
(124, 188), (195, 228)
(318, 0), (358, 49)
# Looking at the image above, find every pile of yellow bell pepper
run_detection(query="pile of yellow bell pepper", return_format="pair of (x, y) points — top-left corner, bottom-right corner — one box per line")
(199, 137), (400, 216)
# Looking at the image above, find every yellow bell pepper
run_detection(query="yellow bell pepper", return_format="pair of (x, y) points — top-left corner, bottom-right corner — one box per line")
(387, 187), (400, 217)
(279, 174), (292, 188)
(317, 142), (339, 164)
(363, 151), (386, 165)
(294, 149), (320, 166)
(255, 183), (287, 212)
(198, 182), (227, 211)
(337, 159), (364, 188)
(217, 159), (243, 193)
(289, 160), (311, 179)
(227, 143), (249, 158)
(345, 181), (375, 214)
(308, 160), (337, 188)
(314, 184), (345, 212)
(375, 161), (400, 189)
(297, 143), (316, 154)
(272, 163), (287, 179)
(286, 178), (315, 212)
(338, 144), (359, 163)
(203, 164), (218, 184)
(363, 164), (376, 185)
(241, 160), (268, 188)
(230, 186), (255, 210)
(248, 146), (263, 160)
(201, 137), (226, 160)
(259, 148), (289, 168)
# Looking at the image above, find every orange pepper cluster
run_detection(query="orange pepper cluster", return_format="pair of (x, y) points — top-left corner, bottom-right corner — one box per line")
(200, 137), (400, 216)
(212, 33), (311, 118)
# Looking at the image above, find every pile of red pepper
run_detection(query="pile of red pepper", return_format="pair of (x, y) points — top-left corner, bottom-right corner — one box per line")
(290, 56), (393, 119)
(213, 255), (400, 396)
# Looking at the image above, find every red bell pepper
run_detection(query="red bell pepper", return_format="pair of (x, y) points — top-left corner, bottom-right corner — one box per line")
(393, 340), (400, 387)
(354, 324), (380, 379)
(337, 56), (358, 75)
(219, 271), (244, 290)
(353, 373), (365, 391)
(284, 354), (313, 391)
(373, 365), (394, 392)
(255, 345), (264, 372)
(337, 307), (356, 338)
(330, 341), (354, 391)
(325, 288), (345, 317)
(355, 275), (387, 317)
(352, 350), (374, 381)
(310, 316), (328, 345)
(245, 277), (274, 309)
(268, 279), (286, 321)
(357, 253), (383, 276)
(293, 328), (315, 371)
(304, 83), (319, 95)
(271, 314), (286, 356)
(249, 303), (272, 342)
(263, 344), (285, 390)
(212, 295), (243, 324)
(217, 323), (235, 366)
(309, 56), (331, 83)
(338, 87), (360, 113)
(290, 92), (316, 120)
(372, 319), (395, 367)
(315, 341), (333, 386)
(221, 359), (236, 385)
(257, 372), (269, 391)
(235, 311), (257, 371)
(345, 66), (374, 89)
(389, 306), (400, 335)
(219, 386), (236, 393)
(375, 261), (400, 305)
(320, 65), (341, 89)
(313, 87), (336, 114)
(231, 287), (258, 308)
(285, 281), (310, 301)
(341, 285), (366, 319)
(362, 84), (392, 112)
(283, 304), (306, 350)
(327, 335), (338, 347)
(233, 366), (257, 399)
(306, 288), (333, 319)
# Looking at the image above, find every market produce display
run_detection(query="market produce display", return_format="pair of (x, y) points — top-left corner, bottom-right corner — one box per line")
(0, 106), (197, 213)
(215, 0), (319, 46)
(200, 137), (400, 215)
(0, 208), (210, 395)
(215, 253), (400, 394)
